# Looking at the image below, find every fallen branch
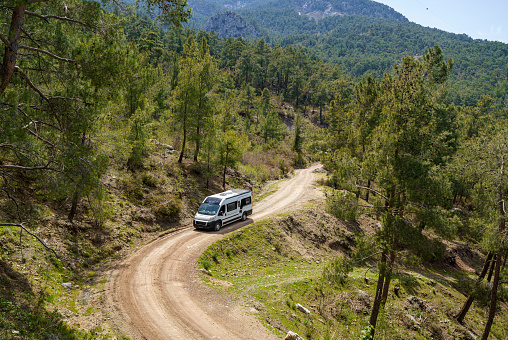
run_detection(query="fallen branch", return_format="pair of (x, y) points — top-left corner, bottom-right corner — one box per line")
(0, 222), (60, 259)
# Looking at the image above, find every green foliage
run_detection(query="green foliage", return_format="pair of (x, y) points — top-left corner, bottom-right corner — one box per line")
(141, 0), (192, 27)
(325, 189), (358, 222)
(202, 259), (211, 271)
(234, 8), (508, 107)
(360, 325), (374, 340)
(149, 194), (182, 218)
(128, 109), (151, 169)
(322, 256), (353, 286)
(352, 234), (378, 265)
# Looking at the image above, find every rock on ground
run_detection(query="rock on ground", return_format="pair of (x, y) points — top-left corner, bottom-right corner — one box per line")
(285, 331), (305, 340)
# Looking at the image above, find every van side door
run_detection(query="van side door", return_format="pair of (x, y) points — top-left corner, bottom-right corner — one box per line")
(225, 200), (239, 223)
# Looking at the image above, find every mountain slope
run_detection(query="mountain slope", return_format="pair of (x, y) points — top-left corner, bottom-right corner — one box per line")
(187, 0), (407, 27)
(204, 11), (260, 38)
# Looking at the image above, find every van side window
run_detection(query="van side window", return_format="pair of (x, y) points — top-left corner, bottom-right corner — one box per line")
(226, 201), (237, 212)
(240, 197), (251, 207)
(219, 205), (225, 214)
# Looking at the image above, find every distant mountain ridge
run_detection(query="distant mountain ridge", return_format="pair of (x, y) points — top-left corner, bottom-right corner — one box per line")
(187, 0), (408, 28)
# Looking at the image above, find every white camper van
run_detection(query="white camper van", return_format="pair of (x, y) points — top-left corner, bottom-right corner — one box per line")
(193, 189), (252, 231)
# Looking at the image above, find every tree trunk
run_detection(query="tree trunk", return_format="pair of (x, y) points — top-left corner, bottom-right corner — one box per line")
(381, 250), (395, 307)
(481, 250), (503, 340)
(1, 4), (26, 94)
(194, 125), (200, 162)
(456, 251), (493, 323)
(319, 98), (324, 124)
(369, 251), (387, 337)
(503, 251), (507, 270)
(178, 114), (187, 163)
(222, 164), (226, 190)
(68, 191), (79, 222)
(366, 180), (371, 202)
(206, 155), (210, 189)
(487, 254), (496, 282)
(481, 187), (506, 340)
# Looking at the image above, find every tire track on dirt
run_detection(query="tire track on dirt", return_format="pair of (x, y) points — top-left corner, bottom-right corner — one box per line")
(105, 163), (322, 339)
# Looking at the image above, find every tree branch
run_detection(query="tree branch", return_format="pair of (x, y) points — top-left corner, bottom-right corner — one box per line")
(14, 66), (50, 104)
(0, 33), (8, 47)
(354, 251), (383, 264)
(355, 184), (389, 201)
(25, 10), (97, 30)
(0, 222), (60, 259)
(17, 106), (62, 132)
(19, 45), (75, 63)
(0, 164), (54, 171)
(22, 123), (59, 149)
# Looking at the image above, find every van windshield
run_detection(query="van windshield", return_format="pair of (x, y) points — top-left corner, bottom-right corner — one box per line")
(197, 197), (221, 215)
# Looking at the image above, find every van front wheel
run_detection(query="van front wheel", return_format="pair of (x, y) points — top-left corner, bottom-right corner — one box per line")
(214, 220), (222, 231)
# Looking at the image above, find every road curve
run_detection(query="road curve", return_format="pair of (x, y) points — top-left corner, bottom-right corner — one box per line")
(106, 163), (323, 339)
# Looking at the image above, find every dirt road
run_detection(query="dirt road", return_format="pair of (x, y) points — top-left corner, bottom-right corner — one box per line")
(105, 164), (323, 339)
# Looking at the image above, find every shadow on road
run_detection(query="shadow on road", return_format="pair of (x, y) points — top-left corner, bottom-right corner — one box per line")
(191, 218), (253, 235)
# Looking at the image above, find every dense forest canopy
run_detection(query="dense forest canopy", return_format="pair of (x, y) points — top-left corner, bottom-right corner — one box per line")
(233, 9), (508, 107)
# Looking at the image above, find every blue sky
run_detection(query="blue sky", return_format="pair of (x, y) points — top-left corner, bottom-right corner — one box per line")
(374, 0), (508, 44)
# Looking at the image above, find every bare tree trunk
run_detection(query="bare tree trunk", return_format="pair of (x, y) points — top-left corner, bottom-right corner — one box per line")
(456, 251), (493, 323)
(381, 250), (395, 307)
(481, 183), (506, 340)
(178, 116), (187, 163)
(481, 250), (503, 340)
(0, 4), (26, 94)
(369, 251), (387, 337)
(68, 190), (79, 222)
(222, 164), (226, 190)
(194, 126), (200, 162)
(487, 254), (496, 282)
(503, 251), (507, 270)
(319, 100), (323, 124)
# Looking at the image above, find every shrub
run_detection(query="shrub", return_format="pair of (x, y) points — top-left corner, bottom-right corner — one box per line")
(123, 174), (143, 201)
(152, 195), (182, 218)
(141, 174), (158, 188)
(322, 256), (353, 286)
(325, 189), (358, 221)
(352, 234), (379, 265)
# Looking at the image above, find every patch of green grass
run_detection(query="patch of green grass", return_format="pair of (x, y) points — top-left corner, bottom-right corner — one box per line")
(0, 293), (91, 339)
(199, 217), (508, 340)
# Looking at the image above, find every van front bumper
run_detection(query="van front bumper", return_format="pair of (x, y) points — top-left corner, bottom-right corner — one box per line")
(193, 219), (215, 229)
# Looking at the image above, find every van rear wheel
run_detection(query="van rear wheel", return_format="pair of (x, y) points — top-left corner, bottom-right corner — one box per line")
(241, 212), (247, 221)
(214, 220), (222, 231)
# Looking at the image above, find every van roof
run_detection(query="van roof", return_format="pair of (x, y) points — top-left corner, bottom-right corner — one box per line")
(209, 189), (250, 200)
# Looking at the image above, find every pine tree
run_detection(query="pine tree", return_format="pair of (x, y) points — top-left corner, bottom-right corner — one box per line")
(328, 46), (455, 337)
(451, 123), (508, 339)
